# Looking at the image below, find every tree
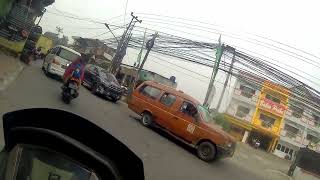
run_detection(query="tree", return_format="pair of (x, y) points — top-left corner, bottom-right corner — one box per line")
(212, 112), (231, 132)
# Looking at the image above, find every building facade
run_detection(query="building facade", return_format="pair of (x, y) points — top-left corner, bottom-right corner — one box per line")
(225, 79), (290, 152)
(225, 78), (320, 159)
(274, 100), (320, 160)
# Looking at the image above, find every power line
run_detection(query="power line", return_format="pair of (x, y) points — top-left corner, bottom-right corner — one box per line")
(99, 22), (320, 109)
(46, 11), (104, 24)
(136, 13), (320, 62)
(126, 27), (320, 88)
(47, 8), (320, 68)
(90, 26), (124, 38)
(136, 18), (320, 69)
(51, 6), (126, 25)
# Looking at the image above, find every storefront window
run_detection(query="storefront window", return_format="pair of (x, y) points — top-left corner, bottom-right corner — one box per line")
(284, 124), (299, 138)
(260, 114), (275, 128)
(289, 149), (293, 155)
(285, 147), (289, 153)
(239, 85), (255, 98)
(276, 144), (281, 150)
(312, 113), (320, 127)
(291, 105), (304, 118)
(280, 145), (285, 152)
(306, 133), (319, 144)
(265, 94), (281, 104)
(235, 105), (250, 118)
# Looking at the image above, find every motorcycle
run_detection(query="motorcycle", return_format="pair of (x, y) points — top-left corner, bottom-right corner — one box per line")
(61, 66), (83, 104)
(252, 139), (260, 149)
(61, 77), (80, 104)
(0, 108), (145, 180)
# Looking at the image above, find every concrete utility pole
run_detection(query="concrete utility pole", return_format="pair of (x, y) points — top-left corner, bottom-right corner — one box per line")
(36, 9), (46, 26)
(136, 32), (158, 78)
(109, 12), (141, 74)
(126, 32), (158, 100)
(216, 46), (236, 111)
(135, 29), (147, 68)
(203, 35), (224, 108)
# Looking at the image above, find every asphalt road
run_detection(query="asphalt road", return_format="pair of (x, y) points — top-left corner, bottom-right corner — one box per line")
(0, 60), (263, 180)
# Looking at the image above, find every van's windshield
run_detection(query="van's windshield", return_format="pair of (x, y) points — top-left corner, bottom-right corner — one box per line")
(197, 105), (212, 123)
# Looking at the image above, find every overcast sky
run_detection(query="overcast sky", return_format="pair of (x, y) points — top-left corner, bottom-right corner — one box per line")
(39, 0), (320, 109)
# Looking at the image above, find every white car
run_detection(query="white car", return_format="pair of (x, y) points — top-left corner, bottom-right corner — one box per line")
(42, 45), (81, 78)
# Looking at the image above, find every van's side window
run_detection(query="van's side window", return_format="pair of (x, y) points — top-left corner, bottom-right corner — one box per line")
(180, 102), (197, 117)
(160, 93), (176, 106)
(140, 85), (161, 99)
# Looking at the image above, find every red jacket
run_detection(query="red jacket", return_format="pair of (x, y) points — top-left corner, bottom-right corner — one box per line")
(63, 58), (85, 81)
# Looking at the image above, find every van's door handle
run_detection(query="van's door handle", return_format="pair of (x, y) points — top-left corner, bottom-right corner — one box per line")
(173, 117), (178, 120)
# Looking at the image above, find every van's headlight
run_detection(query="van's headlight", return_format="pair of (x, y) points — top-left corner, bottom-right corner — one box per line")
(225, 141), (233, 148)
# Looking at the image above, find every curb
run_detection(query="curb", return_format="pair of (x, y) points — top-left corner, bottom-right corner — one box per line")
(264, 169), (292, 180)
(0, 61), (25, 91)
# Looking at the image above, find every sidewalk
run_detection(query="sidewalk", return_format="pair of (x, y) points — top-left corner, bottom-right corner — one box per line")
(230, 142), (292, 179)
(0, 51), (25, 91)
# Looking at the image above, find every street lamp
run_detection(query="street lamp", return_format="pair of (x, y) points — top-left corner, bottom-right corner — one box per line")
(104, 23), (120, 45)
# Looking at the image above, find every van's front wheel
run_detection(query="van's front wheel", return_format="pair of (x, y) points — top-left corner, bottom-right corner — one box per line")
(197, 141), (217, 162)
(141, 113), (153, 127)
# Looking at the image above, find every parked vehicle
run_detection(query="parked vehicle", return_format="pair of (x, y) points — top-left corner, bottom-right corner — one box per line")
(42, 45), (81, 78)
(83, 64), (122, 102)
(128, 81), (236, 162)
(288, 147), (320, 179)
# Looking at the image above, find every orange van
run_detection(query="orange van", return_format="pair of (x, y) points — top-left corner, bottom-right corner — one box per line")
(128, 81), (236, 162)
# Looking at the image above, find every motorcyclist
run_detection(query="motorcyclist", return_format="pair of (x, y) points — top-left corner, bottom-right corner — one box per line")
(63, 53), (88, 86)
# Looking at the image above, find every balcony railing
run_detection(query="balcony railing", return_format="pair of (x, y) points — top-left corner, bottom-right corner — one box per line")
(286, 110), (320, 129)
(226, 107), (252, 123)
(280, 130), (304, 145)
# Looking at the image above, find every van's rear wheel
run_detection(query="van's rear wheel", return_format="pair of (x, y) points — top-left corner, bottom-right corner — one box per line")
(141, 113), (153, 127)
(197, 141), (216, 162)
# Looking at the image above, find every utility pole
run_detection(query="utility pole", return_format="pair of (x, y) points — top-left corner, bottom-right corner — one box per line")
(136, 32), (158, 77)
(135, 29), (147, 68)
(216, 46), (236, 111)
(203, 35), (224, 108)
(109, 12), (141, 74)
(36, 9), (46, 26)
(126, 32), (158, 101)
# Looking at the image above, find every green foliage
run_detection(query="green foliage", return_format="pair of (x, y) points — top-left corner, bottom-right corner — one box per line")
(212, 112), (231, 132)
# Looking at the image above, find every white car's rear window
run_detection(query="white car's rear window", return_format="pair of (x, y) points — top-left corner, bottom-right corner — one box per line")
(58, 49), (80, 62)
